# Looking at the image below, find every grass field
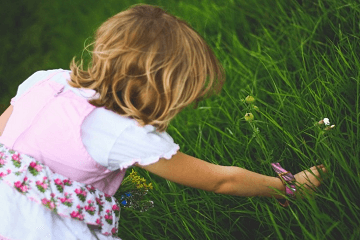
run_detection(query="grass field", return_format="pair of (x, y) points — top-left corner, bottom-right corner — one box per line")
(1, 0), (360, 239)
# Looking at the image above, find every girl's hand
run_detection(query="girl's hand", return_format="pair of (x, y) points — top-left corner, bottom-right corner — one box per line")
(293, 164), (328, 198)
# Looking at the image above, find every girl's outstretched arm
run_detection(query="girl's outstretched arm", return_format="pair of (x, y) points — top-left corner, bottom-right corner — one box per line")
(135, 151), (327, 199)
(135, 151), (287, 199)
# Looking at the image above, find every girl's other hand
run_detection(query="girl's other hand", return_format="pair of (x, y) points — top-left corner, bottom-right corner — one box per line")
(294, 164), (328, 198)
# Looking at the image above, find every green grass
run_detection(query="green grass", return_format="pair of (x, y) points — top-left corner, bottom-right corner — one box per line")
(1, 0), (360, 239)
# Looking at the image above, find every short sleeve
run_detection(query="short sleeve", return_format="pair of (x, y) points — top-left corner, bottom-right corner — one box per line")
(10, 70), (58, 105)
(108, 124), (180, 171)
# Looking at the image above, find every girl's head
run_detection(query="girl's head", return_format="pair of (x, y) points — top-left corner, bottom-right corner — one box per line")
(69, 3), (225, 132)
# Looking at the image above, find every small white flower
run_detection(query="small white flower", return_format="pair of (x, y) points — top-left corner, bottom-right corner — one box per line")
(323, 118), (330, 126)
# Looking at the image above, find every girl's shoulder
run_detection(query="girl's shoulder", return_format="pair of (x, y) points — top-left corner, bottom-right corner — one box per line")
(25, 69), (65, 83)
(13, 69), (65, 102)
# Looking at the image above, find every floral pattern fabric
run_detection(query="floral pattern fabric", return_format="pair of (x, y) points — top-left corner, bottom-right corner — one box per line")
(0, 143), (121, 238)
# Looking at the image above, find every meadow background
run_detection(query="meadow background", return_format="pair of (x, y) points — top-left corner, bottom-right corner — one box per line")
(1, 0), (359, 239)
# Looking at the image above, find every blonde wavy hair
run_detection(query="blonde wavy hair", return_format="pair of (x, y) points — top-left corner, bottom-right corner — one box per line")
(69, 3), (225, 132)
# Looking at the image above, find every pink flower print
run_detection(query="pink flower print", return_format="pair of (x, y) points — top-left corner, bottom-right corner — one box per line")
(104, 210), (113, 224)
(20, 185), (28, 192)
(0, 158), (6, 166)
(36, 178), (49, 193)
(111, 227), (118, 235)
(70, 210), (84, 221)
(49, 201), (55, 209)
(84, 200), (96, 216)
(77, 204), (82, 209)
(7, 169), (11, 174)
(75, 188), (87, 202)
(24, 177), (28, 182)
(84, 205), (95, 212)
(12, 153), (21, 161)
(0, 172), (6, 178)
(41, 198), (55, 210)
(54, 178), (63, 185)
(41, 198), (56, 210)
(96, 197), (104, 205)
(14, 181), (22, 188)
(96, 218), (103, 226)
(70, 211), (79, 218)
(74, 188), (87, 197)
(63, 179), (72, 186)
(54, 178), (64, 193)
(29, 161), (42, 176)
(104, 193), (112, 202)
(112, 204), (120, 217)
(96, 197), (104, 212)
(58, 193), (73, 207)
(34, 164), (42, 172)
(78, 214), (84, 221)
(50, 193), (56, 198)
(86, 185), (96, 194)
(112, 204), (120, 211)
(11, 154), (21, 168)
(14, 179), (30, 194)
(42, 198), (48, 205)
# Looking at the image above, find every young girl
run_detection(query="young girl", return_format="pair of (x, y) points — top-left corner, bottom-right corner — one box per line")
(0, 3), (327, 240)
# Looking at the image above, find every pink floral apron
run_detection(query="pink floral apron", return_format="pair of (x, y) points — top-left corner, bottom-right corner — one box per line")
(0, 143), (121, 238)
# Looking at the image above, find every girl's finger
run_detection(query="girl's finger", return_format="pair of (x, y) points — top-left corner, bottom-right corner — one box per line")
(312, 164), (326, 172)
